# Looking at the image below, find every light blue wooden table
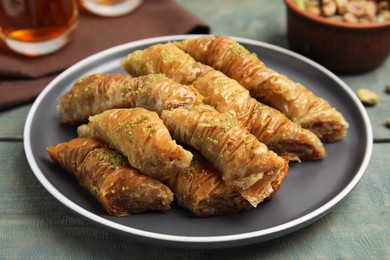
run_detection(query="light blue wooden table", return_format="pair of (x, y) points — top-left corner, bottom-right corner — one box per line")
(1, 1), (389, 258)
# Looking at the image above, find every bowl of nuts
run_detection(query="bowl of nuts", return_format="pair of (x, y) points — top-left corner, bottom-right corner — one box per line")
(284, 0), (390, 73)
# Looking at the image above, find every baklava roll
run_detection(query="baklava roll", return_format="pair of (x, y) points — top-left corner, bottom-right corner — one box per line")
(46, 137), (173, 216)
(77, 108), (193, 181)
(165, 152), (252, 217)
(176, 35), (349, 142)
(121, 43), (326, 161)
(161, 105), (288, 206)
(58, 73), (203, 124)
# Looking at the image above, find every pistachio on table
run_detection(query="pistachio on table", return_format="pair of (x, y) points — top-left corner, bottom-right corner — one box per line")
(294, 0), (390, 23)
(386, 83), (390, 94)
(356, 88), (378, 106)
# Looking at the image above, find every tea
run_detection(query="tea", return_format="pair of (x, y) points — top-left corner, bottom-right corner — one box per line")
(0, 0), (78, 56)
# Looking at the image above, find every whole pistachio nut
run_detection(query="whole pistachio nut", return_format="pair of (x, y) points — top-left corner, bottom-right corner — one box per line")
(294, 0), (306, 10)
(322, 1), (337, 16)
(343, 12), (359, 22)
(365, 1), (377, 19)
(335, 0), (348, 14)
(377, 0), (389, 12)
(385, 84), (390, 94)
(346, 1), (366, 17)
(307, 5), (321, 15)
(356, 88), (378, 106)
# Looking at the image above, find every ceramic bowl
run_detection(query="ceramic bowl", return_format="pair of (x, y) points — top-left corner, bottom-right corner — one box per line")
(284, 0), (390, 73)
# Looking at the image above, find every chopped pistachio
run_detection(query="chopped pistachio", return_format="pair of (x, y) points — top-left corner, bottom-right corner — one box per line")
(147, 73), (165, 83)
(128, 113), (151, 127)
(184, 166), (195, 179)
(129, 50), (141, 62)
(134, 160), (144, 171)
(206, 136), (219, 145)
(228, 88), (244, 100)
(227, 41), (244, 55)
(161, 49), (181, 64)
(127, 131), (134, 143)
(219, 116), (235, 131)
(134, 62), (146, 74)
(132, 86), (143, 95)
(142, 124), (158, 136)
(89, 185), (99, 196)
(251, 52), (258, 60)
(96, 150), (126, 169)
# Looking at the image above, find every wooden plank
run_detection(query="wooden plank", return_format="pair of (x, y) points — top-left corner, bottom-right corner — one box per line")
(0, 104), (31, 140)
(1, 142), (388, 258)
(341, 57), (390, 142)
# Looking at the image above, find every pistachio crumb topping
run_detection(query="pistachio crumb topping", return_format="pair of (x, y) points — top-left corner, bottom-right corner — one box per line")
(127, 113), (151, 128)
(142, 124), (158, 136)
(147, 73), (165, 83)
(219, 116), (235, 131)
(134, 160), (144, 171)
(89, 185), (99, 196)
(251, 52), (259, 60)
(132, 86), (143, 95)
(160, 49), (176, 64)
(129, 50), (141, 62)
(96, 150), (126, 170)
(127, 131), (134, 143)
(184, 165), (195, 179)
(129, 51), (146, 73)
(228, 88), (244, 100)
(227, 41), (244, 55)
(206, 136), (219, 145)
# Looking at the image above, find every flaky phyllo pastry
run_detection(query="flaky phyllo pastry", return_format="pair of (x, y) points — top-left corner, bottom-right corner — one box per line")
(175, 35), (349, 142)
(120, 43), (326, 161)
(58, 72), (288, 208)
(49, 34), (351, 217)
(58, 73), (203, 124)
(77, 108), (193, 181)
(166, 151), (256, 217)
(161, 105), (288, 207)
(46, 137), (173, 216)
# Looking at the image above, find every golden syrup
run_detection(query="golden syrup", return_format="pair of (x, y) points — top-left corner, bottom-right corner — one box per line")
(0, 0), (78, 56)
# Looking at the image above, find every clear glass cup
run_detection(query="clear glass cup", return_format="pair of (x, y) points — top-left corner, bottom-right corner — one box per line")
(78, 0), (143, 17)
(0, 0), (78, 57)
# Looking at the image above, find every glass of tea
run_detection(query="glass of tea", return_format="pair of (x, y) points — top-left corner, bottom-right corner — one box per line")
(0, 0), (78, 57)
(78, 0), (143, 17)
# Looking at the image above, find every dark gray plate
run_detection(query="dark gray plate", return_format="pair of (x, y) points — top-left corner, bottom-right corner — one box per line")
(24, 35), (372, 249)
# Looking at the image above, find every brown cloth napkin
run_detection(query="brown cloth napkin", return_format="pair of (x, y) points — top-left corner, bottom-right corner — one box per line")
(0, 0), (210, 110)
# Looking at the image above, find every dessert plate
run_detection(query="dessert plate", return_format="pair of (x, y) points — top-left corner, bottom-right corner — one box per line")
(24, 35), (372, 248)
